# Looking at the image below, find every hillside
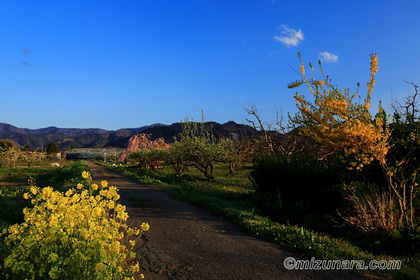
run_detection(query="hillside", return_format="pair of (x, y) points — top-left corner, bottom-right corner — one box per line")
(0, 121), (259, 149)
(141, 121), (260, 142)
(0, 122), (166, 149)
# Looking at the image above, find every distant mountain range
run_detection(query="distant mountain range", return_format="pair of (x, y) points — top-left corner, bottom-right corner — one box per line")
(0, 121), (259, 150)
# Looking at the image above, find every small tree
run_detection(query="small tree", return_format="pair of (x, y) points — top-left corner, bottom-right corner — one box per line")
(21, 150), (45, 168)
(46, 142), (60, 156)
(21, 143), (31, 151)
(165, 142), (190, 175)
(129, 148), (168, 171)
(128, 149), (148, 167)
(383, 81), (420, 229)
(0, 143), (9, 168)
(220, 133), (253, 175)
(0, 139), (20, 168)
(173, 111), (226, 182)
(245, 104), (333, 162)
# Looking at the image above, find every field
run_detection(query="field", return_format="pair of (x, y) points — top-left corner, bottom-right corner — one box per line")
(0, 155), (418, 279)
(0, 159), (70, 228)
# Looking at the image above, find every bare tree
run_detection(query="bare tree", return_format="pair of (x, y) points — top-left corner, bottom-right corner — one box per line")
(244, 104), (335, 161)
(391, 81), (419, 124)
(244, 104), (277, 154)
(385, 81), (420, 229)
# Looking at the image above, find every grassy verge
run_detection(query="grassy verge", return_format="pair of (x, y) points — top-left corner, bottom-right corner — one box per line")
(0, 160), (89, 229)
(100, 162), (420, 279)
(0, 159), (67, 182)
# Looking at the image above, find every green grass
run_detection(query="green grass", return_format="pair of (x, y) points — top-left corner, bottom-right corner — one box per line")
(102, 161), (420, 279)
(37, 161), (90, 191)
(0, 160), (89, 227)
(0, 159), (68, 182)
(0, 161), (62, 227)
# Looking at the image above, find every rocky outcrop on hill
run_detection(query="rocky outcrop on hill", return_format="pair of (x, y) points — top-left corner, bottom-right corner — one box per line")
(117, 133), (169, 162)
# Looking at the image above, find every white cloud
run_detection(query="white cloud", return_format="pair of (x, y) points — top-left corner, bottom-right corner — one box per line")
(273, 25), (303, 47)
(318, 51), (339, 63)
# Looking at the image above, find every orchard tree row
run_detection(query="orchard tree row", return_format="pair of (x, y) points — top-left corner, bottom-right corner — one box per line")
(0, 140), (60, 168)
(127, 113), (256, 182)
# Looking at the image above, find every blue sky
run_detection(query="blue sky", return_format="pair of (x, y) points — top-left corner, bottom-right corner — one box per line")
(1, 0), (419, 130)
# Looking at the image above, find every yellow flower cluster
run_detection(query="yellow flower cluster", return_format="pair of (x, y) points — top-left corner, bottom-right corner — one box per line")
(82, 170), (91, 180)
(311, 80), (326, 86)
(367, 53), (378, 96)
(27, 176), (36, 187)
(2, 172), (149, 280)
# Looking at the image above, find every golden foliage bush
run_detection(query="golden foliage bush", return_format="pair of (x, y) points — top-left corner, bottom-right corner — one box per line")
(290, 53), (419, 231)
(289, 53), (390, 170)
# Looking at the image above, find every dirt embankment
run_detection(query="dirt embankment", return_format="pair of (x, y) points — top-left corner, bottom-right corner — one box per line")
(85, 161), (367, 280)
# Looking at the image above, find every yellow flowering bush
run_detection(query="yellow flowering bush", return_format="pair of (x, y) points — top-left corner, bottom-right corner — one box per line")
(289, 52), (390, 170)
(2, 172), (149, 280)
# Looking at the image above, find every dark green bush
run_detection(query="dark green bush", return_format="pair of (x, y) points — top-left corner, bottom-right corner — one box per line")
(250, 153), (342, 211)
(346, 227), (420, 257)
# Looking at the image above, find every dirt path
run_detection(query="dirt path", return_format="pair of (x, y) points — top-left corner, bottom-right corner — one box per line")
(85, 161), (367, 280)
